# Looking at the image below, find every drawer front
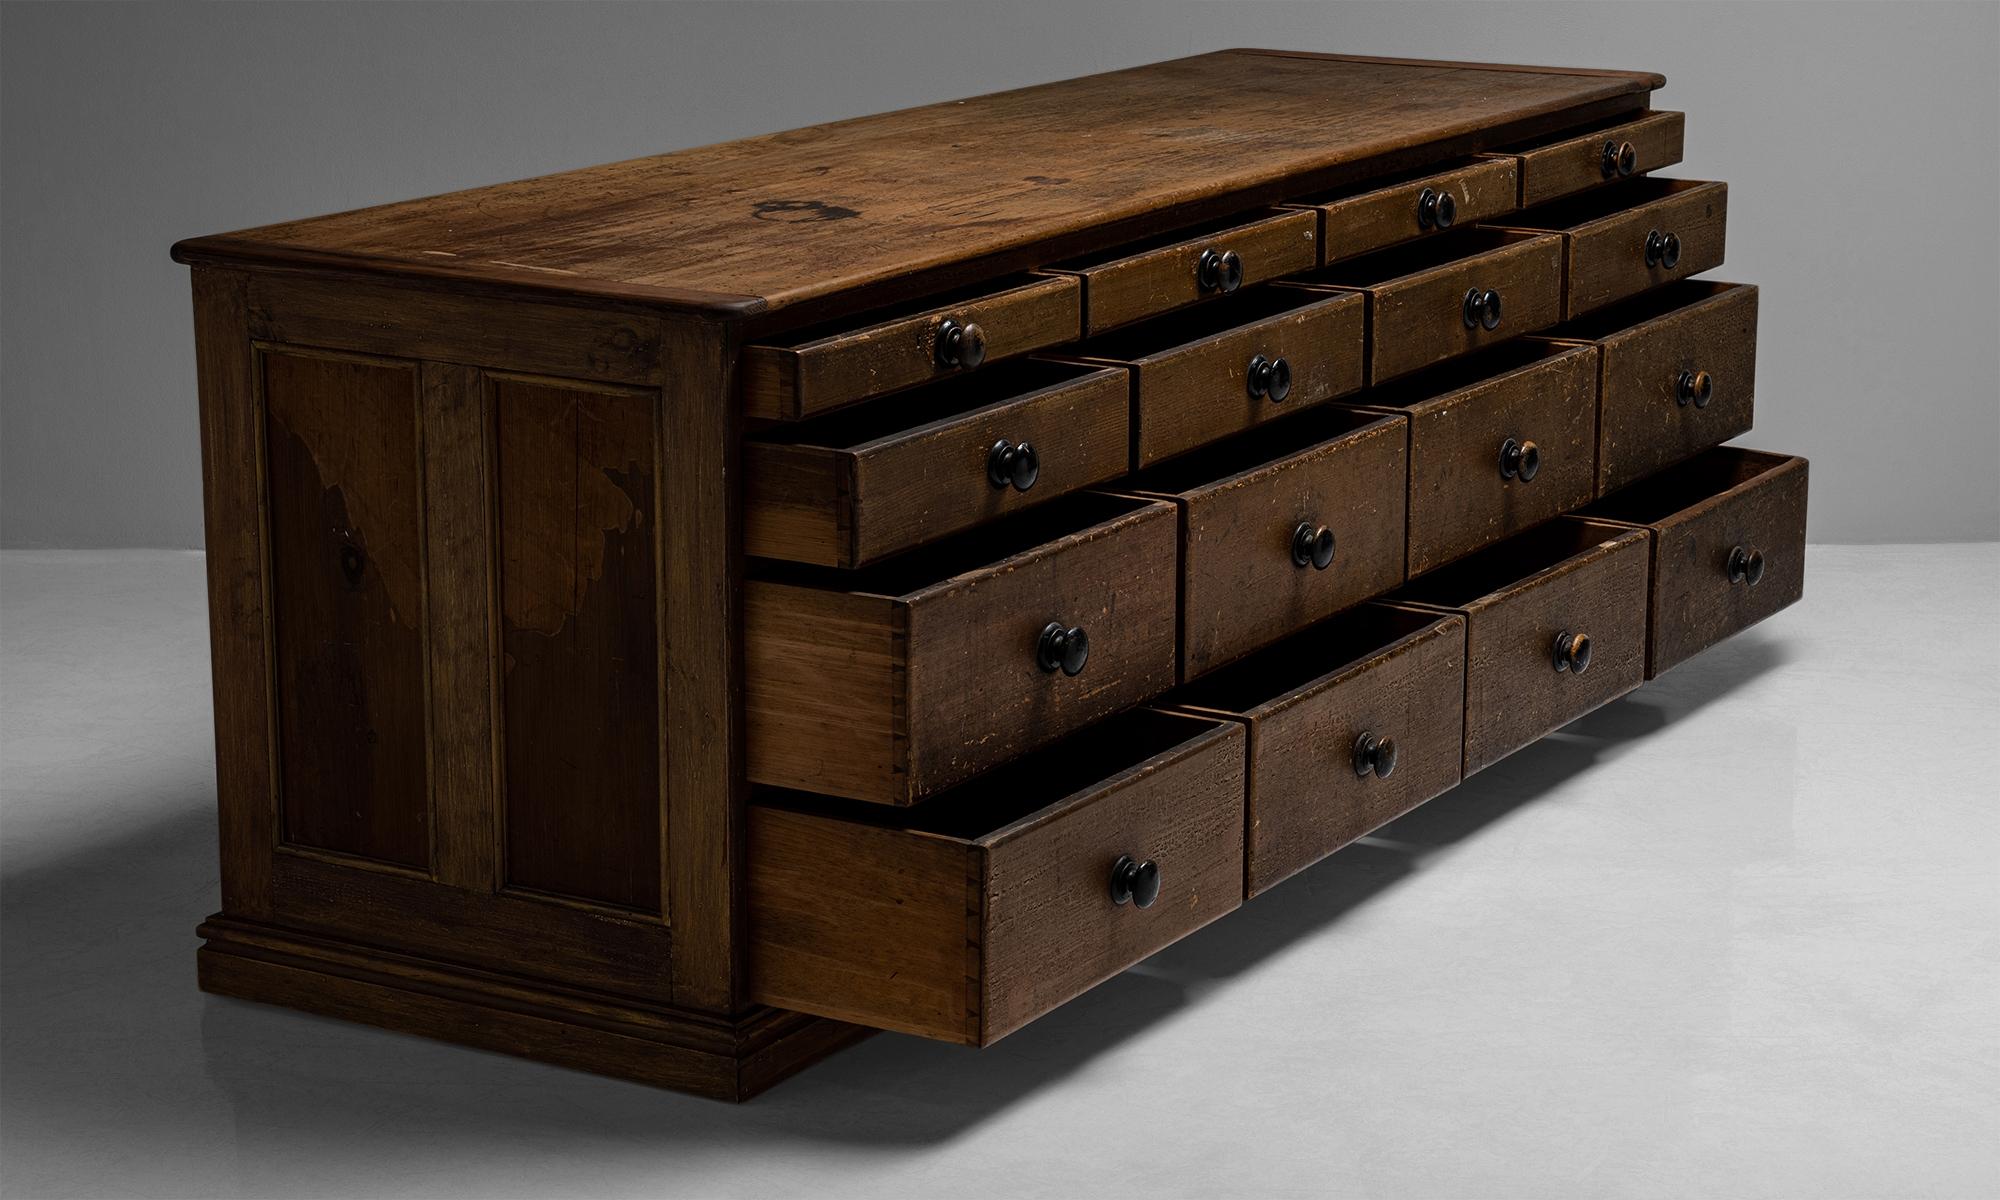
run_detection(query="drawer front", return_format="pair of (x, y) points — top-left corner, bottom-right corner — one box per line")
(1165, 417), (1408, 679)
(742, 274), (1083, 419)
(1299, 157), (1520, 263)
(1511, 180), (1729, 320)
(1493, 110), (1686, 207)
(1235, 612), (1466, 897)
(1400, 345), (1599, 575)
(745, 366), (1131, 567)
(1053, 209), (1320, 335)
(1458, 528), (1650, 773)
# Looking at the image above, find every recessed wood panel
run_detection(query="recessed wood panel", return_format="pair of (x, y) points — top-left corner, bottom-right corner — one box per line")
(494, 376), (663, 913)
(262, 348), (430, 868)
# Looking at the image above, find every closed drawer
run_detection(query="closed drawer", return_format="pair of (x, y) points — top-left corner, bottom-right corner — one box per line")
(1045, 208), (1320, 335)
(742, 274), (1082, 420)
(1061, 287), (1365, 467)
(1351, 341), (1598, 576)
(1285, 155), (1520, 263)
(1581, 447), (1808, 678)
(750, 709), (1245, 1044)
(1286, 229), (1563, 384)
(1174, 605), (1465, 897)
(747, 494), (1179, 805)
(1542, 281), (1759, 495)
(1397, 520), (1650, 774)
(745, 361), (1129, 567)
(1482, 110), (1685, 207)
(1491, 177), (1728, 319)
(1124, 408), (1408, 679)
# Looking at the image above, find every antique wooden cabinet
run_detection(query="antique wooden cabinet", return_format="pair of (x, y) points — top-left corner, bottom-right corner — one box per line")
(174, 51), (1806, 1099)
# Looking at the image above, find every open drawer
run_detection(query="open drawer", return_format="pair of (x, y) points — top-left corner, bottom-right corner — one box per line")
(1397, 519), (1650, 774)
(1043, 207), (1320, 335)
(1480, 110), (1685, 207)
(750, 708), (1245, 1045)
(1173, 605), (1465, 897)
(741, 273), (1082, 419)
(1490, 177), (1728, 320)
(746, 494), (1180, 805)
(1581, 447), (1808, 678)
(1284, 155), (1520, 264)
(745, 360), (1129, 567)
(1120, 407), (1408, 680)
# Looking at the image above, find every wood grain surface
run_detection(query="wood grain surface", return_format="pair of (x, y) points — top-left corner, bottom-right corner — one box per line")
(1487, 109), (1685, 206)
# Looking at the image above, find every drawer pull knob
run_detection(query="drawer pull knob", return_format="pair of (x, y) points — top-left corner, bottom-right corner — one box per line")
(1727, 545), (1766, 586)
(1246, 354), (1293, 402)
(1291, 521), (1337, 570)
(1416, 187), (1457, 231)
(1462, 287), (1503, 331)
(1499, 437), (1542, 482)
(986, 439), (1040, 491)
(1196, 247), (1245, 294)
(1644, 229), (1682, 269)
(1676, 369), (1713, 408)
(1352, 731), (1399, 779)
(1553, 629), (1594, 674)
(935, 318), (987, 370)
(1109, 855), (1162, 909)
(1036, 621), (1090, 676)
(1603, 139), (1638, 178)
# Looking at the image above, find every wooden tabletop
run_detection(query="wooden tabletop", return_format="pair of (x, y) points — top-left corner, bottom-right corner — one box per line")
(172, 51), (1662, 319)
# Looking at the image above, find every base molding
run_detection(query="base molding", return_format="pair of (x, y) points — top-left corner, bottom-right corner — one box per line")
(195, 915), (870, 1101)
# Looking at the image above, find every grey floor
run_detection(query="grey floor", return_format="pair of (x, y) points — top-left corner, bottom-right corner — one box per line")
(2, 545), (1996, 1200)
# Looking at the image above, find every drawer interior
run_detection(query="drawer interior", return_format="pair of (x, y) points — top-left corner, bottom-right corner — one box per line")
(748, 272), (1057, 351)
(1049, 208), (1293, 270)
(1584, 446), (1793, 525)
(1304, 227), (1535, 287)
(1124, 406), (1391, 495)
(1488, 109), (1667, 152)
(1286, 156), (1501, 206)
(745, 360), (1113, 451)
(1551, 279), (1743, 340)
(1504, 176), (1711, 231)
(1359, 339), (1585, 409)
(1398, 519), (1625, 606)
(1174, 604), (1449, 714)
(1071, 286), (1337, 360)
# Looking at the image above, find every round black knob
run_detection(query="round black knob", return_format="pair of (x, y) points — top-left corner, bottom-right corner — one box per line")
(1728, 545), (1766, 587)
(1463, 287), (1503, 331)
(986, 439), (1039, 492)
(337, 542), (365, 588)
(1197, 247), (1245, 294)
(1417, 187), (1457, 231)
(935, 318), (986, 369)
(1603, 139), (1638, 178)
(1553, 629), (1593, 674)
(1352, 731), (1398, 779)
(1109, 855), (1161, 908)
(1037, 621), (1090, 676)
(1499, 437), (1541, 482)
(1645, 229), (1682, 270)
(1247, 354), (1293, 402)
(1676, 369), (1714, 409)
(1291, 521), (1336, 570)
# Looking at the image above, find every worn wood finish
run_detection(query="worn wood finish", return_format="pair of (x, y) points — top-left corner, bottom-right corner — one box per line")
(1582, 449), (1808, 677)
(1288, 155), (1520, 263)
(1124, 409), (1408, 678)
(1289, 228), (1564, 383)
(744, 362), (1130, 567)
(740, 275), (1081, 420)
(1398, 520), (1650, 774)
(746, 497), (1180, 805)
(1350, 341), (1598, 575)
(1492, 177), (1727, 319)
(1063, 288), (1366, 467)
(1047, 208), (1320, 334)
(1541, 281), (1759, 495)
(1486, 110), (1685, 207)
(749, 711), (1244, 1044)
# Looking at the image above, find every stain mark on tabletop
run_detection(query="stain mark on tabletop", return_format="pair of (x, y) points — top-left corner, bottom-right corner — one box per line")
(751, 199), (860, 223)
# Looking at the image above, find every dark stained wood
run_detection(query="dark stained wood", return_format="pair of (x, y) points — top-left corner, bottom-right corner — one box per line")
(1541, 281), (1759, 495)
(493, 374), (661, 912)
(1046, 208), (1320, 334)
(1062, 287), (1365, 467)
(1490, 177), (1728, 319)
(261, 347), (430, 868)
(740, 275), (1081, 420)
(1288, 155), (1520, 264)
(1486, 110), (1685, 207)
(746, 496), (1181, 805)
(1348, 340), (1598, 575)
(1122, 408), (1407, 678)
(1397, 519), (1650, 774)
(745, 361), (1130, 568)
(1582, 449), (1808, 677)
(172, 53), (1661, 317)
(748, 710), (1243, 1044)
(1175, 605), (1466, 896)
(1288, 228), (1564, 383)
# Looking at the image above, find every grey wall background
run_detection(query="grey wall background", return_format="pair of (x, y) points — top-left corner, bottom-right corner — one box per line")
(4, 0), (1996, 548)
